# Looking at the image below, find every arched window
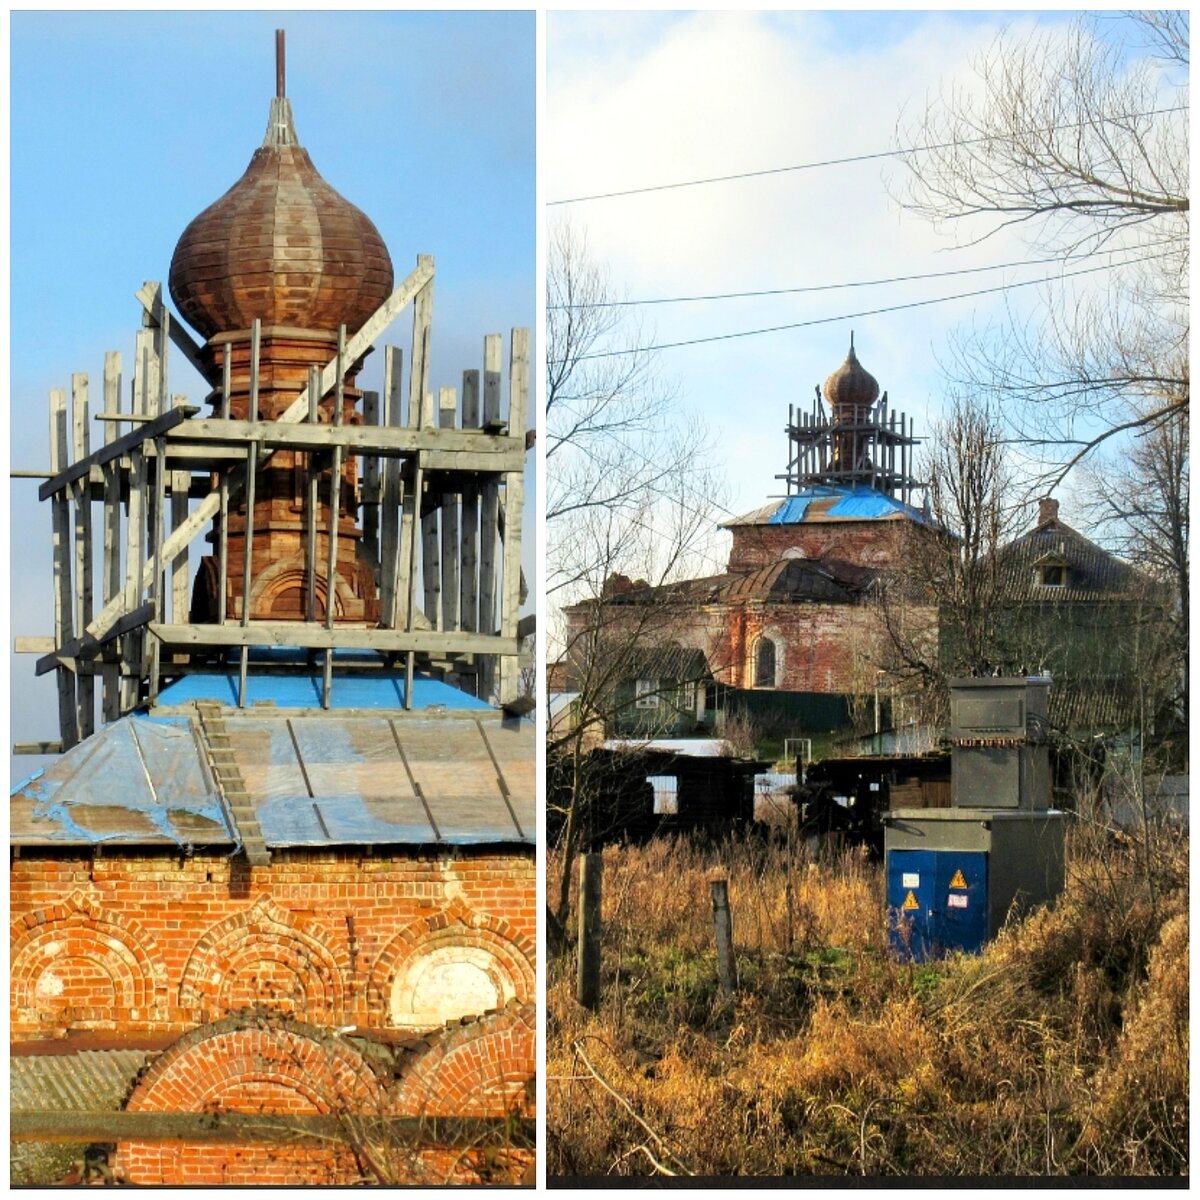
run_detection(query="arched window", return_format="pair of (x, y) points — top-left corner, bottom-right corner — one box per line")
(754, 636), (776, 689)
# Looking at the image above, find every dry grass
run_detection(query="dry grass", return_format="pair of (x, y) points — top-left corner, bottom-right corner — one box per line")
(547, 821), (1188, 1179)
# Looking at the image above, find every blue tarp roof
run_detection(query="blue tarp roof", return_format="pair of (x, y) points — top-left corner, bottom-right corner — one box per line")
(766, 485), (931, 525)
(155, 664), (491, 711)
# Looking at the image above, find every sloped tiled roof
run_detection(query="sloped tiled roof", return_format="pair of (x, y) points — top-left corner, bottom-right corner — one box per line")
(998, 516), (1148, 601)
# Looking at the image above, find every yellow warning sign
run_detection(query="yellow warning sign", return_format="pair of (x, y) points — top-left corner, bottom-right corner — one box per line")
(902, 890), (920, 911)
(949, 869), (968, 890)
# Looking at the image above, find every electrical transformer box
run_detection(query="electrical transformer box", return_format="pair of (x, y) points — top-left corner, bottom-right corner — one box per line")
(885, 677), (1066, 961)
(885, 809), (1066, 960)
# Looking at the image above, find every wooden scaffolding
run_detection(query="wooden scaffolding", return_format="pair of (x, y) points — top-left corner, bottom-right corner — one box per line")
(777, 388), (921, 505)
(16, 257), (530, 753)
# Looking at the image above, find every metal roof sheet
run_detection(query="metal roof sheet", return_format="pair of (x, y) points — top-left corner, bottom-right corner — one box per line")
(13, 703), (534, 850)
(11, 716), (232, 847)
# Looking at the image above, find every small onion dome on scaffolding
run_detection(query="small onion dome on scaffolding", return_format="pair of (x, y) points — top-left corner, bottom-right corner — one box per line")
(822, 332), (880, 416)
(168, 30), (394, 341)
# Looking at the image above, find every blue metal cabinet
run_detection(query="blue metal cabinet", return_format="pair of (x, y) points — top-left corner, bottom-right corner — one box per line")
(888, 849), (988, 961)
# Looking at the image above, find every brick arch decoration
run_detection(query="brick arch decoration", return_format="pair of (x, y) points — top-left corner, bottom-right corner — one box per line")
(10, 890), (167, 1035)
(179, 896), (350, 1024)
(394, 1000), (536, 1120)
(250, 558), (351, 621)
(115, 1014), (384, 1186)
(366, 898), (535, 1029)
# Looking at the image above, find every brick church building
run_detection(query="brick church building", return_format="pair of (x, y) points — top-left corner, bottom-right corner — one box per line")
(563, 338), (938, 738)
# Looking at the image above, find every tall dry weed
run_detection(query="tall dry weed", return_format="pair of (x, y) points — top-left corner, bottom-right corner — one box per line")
(547, 824), (1189, 1179)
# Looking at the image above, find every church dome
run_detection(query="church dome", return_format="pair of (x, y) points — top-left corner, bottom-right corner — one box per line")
(822, 337), (880, 413)
(169, 93), (394, 341)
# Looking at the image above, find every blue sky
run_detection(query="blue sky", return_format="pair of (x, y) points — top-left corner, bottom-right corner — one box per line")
(9, 10), (535, 779)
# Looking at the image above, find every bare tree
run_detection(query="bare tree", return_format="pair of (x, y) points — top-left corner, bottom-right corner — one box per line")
(546, 222), (725, 927)
(894, 12), (1189, 476)
(877, 395), (1024, 724)
(1080, 407), (1189, 734)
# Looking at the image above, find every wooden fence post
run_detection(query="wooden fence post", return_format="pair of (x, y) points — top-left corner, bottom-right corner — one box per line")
(711, 876), (736, 998)
(577, 852), (603, 1010)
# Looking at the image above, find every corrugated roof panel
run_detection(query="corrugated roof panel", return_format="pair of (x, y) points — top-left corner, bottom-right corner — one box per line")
(11, 1049), (151, 1113)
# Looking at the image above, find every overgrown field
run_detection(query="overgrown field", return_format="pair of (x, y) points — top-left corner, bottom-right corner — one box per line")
(547, 822), (1188, 1179)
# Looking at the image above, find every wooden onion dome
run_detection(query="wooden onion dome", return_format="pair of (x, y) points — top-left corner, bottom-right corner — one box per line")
(176, 33), (392, 627)
(822, 335), (880, 420)
(168, 68), (393, 340)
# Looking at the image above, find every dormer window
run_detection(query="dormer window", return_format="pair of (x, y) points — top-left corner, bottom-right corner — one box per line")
(1033, 553), (1069, 589)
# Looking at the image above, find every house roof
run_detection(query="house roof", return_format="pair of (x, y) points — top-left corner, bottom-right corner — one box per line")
(999, 515), (1148, 601)
(12, 672), (534, 851)
(723, 485), (933, 530)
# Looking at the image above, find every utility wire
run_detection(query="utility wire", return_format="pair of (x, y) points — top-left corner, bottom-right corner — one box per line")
(552, 251), (1170, 364)
(548, 105), (1188, 206)
(547, 247), (1142, 310)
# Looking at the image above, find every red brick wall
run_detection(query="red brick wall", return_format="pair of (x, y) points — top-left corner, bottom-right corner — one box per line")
(113, 1006), (534, 1185)
(10, 847), (535, 1040)
(728, 520), (908, 574)
(716, 601), (889, 692)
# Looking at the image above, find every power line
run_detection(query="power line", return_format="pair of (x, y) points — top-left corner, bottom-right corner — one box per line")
(547, 247), (1141, 310)
(548, 105), (1188, 206)
(552, 252), (1169, 364)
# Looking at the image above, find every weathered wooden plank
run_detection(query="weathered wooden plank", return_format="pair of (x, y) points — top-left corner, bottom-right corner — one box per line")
(135, 280), (216, 386)
(379, 347), (403, 626)
(149, 621), (518, 655)
(14, 637), (55, 653)
(361, 388), (381, 570)
(217, 347), (233, 624)
(101, 352), (123, 721)
(49, 387), (79, 748)
(405, 266), (434, 684)
(460, 368), (481, 635)
(497, 328), (529, 705)
(478, 335), (502, 701)
(71, 373), (95, 737)
(12, 741), (64, 756)
(10, 1109), (534, 1148)
(163, 418), (518, 455)
(170, 394), (190, 625)
(305, 365), (320, 624)
(148, 430), (167, 705)
(238, 320), (262, 708)
(439, 387), (459, 633)
(36, 605), (158, 676)
(421, 392), (441, 629)
(38, 405), (196, 501)
(122, 331), (154, 712)
(323, 326), (347, 708)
